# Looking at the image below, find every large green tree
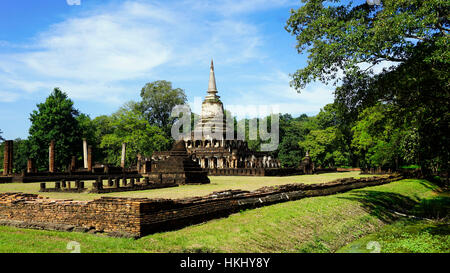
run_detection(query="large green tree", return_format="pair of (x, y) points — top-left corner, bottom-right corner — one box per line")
(298, 104), (351, 167)
(139, 80), (187, 135)
(286, 0), (448, 90)
(100, 102), (170, 167)
(28, 88), (81, 171)
(277, 114), (313, 168)
(286, 0), (449, 174)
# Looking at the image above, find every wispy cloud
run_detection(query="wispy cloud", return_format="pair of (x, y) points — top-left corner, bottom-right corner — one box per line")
(0, 0), (276, 104)
(225, 70), (335, 118)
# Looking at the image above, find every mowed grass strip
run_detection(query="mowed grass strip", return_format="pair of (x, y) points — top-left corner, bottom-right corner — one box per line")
(0, 179), (440, 253)
(0, 171), (373, 200)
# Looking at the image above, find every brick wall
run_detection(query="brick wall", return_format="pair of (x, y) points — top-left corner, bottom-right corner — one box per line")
(0, 174), (402, 238)
(0, 194), (142, 237)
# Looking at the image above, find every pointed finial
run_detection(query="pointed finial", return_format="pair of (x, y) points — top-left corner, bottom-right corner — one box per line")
(207, 59), (217, 93)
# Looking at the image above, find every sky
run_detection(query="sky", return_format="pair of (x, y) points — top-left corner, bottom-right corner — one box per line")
(0, 0), (338, 140)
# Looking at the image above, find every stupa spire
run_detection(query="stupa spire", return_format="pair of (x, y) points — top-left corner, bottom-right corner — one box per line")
(207, 59), (218, 97)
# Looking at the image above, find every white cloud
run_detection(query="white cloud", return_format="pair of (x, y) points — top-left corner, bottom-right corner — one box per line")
(225, 70), (334, 118)
(0, 0), (275, 104)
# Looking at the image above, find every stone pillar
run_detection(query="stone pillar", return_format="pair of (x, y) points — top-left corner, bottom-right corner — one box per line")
(8, 141), (13, 174)
(70, 156), (76, 172)
(121, 143), (126, 169)
(96, 177), (103, 189)
(107, 177), (113, 187)
(49, 140), (55, 173)
(83, 138), (88, 169)
(26, 158), (34, 173)
(114, 177), (120, 188)
(3, 140), (13, 175)
(87, 145), (93, 172)
(93, 179), (103, 191)
(40, 183), (46, 191)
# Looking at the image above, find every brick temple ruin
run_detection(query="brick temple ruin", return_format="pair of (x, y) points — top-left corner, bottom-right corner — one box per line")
(149, 60), (305, 176)
(0, 61), (327, 186)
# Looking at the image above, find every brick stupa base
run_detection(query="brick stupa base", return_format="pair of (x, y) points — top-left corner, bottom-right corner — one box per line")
(144, 140), (210, 185)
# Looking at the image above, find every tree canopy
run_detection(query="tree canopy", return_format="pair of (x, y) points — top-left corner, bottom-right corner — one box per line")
(286, 0), (449, 90)
(28, 88), (81, 171)
(100, 102), (170, 167)
(139, 80), (187, 135)
(287, 0), (449, 175)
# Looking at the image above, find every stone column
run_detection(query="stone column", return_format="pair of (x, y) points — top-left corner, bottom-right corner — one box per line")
(70, 156), (76, 172)
(121, 143), (126, 169)
(27, 158), (34, 173)
(87, 145), (93, 172)
(107, 177), (113, 187)
(49, 140), (55, 173)
(3, 141), (10, 175)
(8, 141), (13, 174)
(83, 138), (88, 169)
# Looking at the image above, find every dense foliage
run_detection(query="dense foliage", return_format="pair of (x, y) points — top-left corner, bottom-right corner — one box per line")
(286, 0), (449, 174)
(28, 88), (81, 171)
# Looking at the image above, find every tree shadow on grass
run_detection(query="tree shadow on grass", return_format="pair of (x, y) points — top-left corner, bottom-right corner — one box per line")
(338, 191), (419, 223)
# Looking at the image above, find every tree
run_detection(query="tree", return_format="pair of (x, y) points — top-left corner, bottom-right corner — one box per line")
(286, 0), (449, 175)
(351, 103), (406, 169)
(13, 138), (30, 173)
(77, 113), (103, 165)
(139, 80), (187, 135)
(0, 129), (4, 141)
(100, 102), (170, 167)
(298, 104), (351, 167)
(286, 0), (449, 90)
(28, 88), (81, 171)
(277, 114), (313, 168)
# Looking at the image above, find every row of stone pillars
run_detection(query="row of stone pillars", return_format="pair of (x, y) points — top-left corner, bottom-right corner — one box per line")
(48, 140), (93, 173)
(92, 176), (147, 190)
(3, 139), (125, 174)
(40, 180), (85, 191)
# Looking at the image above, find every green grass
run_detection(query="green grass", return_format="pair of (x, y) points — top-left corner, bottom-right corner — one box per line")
(336, 219), (449, 253)
(0, 171), (372, 200)
(0, 178), (445, 253)
(337, 191), (450, 253)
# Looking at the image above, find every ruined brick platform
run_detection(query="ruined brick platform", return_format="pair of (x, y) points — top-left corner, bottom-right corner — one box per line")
(0, 174), (402, 238)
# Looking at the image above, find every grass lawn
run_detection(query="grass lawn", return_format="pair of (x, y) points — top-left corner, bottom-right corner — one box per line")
(0, 178), (447, 253)
(0, 171), (372, 200)
(336, 219), (449, 253)
(337, 191), (450, 253)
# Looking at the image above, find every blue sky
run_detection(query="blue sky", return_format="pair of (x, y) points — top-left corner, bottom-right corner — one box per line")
(0, 0), (338, 140)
